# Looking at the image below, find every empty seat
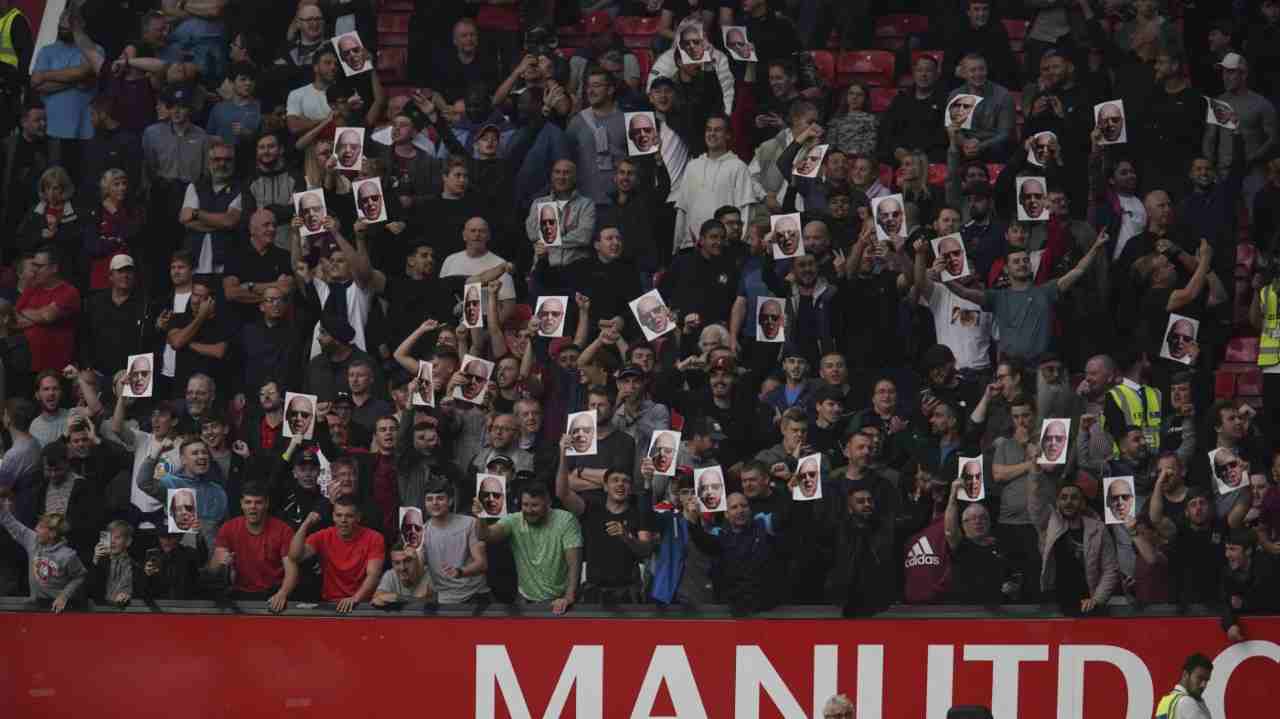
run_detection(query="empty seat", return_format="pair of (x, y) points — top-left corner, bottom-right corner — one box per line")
(928, 163), (948, 186)
(1003, 19), (1029, 52)
(1225, 336), (1260, 363)
(874, 14), (929, 50)
(810, 50), (836, 86)
(1237, 368), (1264, 397)
(870, 86), (898, 112)
(837, 50), (895, 87)
(615, 15), (661, 48)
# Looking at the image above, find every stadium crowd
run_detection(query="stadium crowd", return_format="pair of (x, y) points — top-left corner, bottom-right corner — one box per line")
(0, 0), (1277, 642)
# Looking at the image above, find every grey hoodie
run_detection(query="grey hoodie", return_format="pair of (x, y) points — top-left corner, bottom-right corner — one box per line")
(0, 509), (87, 601)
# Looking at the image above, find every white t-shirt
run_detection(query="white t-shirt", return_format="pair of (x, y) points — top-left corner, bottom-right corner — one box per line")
(308, 279), (374, 359)
(287, 83), (331, 121)
(161, 291), (192, 378)
(181, 183), (242, 274)
(923, 282), (993, 371)
(439, 251), (517, 300)
(1113, 193), (1147, 260)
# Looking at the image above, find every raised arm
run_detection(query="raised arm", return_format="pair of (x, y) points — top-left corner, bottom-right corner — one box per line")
(554, 435), (585, 515)
(943, 478), (965, 550)
(1055, 229), (1109, 292)
(1167, 240), (1212, 311)
(333, 219), (386, 293)
(287, 512), (321, 564)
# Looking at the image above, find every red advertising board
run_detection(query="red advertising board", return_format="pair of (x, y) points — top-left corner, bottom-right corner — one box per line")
(1, 612), (1276, 718)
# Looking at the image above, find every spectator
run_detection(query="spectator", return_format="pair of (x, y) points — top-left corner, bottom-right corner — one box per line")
(371, 540), (433, 606)
(136, 435), (228, 549)
(947, 53), (1016, 162)
(475, 482), (582, 614)
(418, 479), (488, 603)
(1, 105), (50, 234)
(1027, 468), (1118, 615)
(0, 490), (86, 612)
(289, 496), (385, 613)
(89, 519), (143, 606)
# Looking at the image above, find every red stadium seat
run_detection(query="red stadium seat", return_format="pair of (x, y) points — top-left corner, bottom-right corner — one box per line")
(874, 14), (929, 50)
(376, 47), (408, 82)
(879, 164), (895, 190)
(927, 164), (948, 186)
(1237, 368), (1264, 397)
(837, 50), (895, 87)
(615, 15), (661, 48)
(1236, 242), (1258, 278)
(632, 48), (653, 83)
(1214, 371), (1236, 399)
(1003, 19), (1029, 52)
(810, 50), (836, 86)
(556, 47), (575, 60)
(670, 408), (685, 432)
(870, 87), (898, 112)
(582, 11), (613, 35)
(377, 13), (410, 34)
(987, 163), (1005, 182)
(1225, 336), (1260, 363)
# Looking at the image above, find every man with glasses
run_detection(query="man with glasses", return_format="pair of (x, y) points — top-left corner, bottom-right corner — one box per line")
(180, 138), (242, 276)
(239, 286), (301, 396)
(565, 67), (625, 204)
(278, 5), (327, 68)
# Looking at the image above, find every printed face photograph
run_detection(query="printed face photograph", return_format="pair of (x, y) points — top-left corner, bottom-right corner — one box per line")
(626, 112), (658, 155)
(770, 213), (803, 258)
(695, 466), (725, 512)
(630, 290), (674, 340)
(1095, 100), (1126, 144)
(1211, 448), (1246, 494)
(1028, 132), (1057, 166)
(931, 233), (969, 281)
(1206, 98), (1239, 129)
(793, 454), (822, 500)
(1161, 314), (1199, 365)
(1103, 476), (1135, 524)
(756, 297), (785, 342)
(455, 355), (493, 403)
(124, 353), (153, 397)
(677, 25), (707, 65)
(477, 474), (507, 518)
(648, 431), (679, 476)
(946, 94), (981, 129)
(399, 506), (424, 548)
(950, 306), (980, 327)
(413, 361), (434, 407)
(722, 26), (756, 61)
(335, 127), (364, 169)
(534, 296), (567, 337)
(536, 202), (561, 245)
(872, 194), (905, 241)
(284, 392), (317, 438)
(793, 144), (828, 179)
(353, 177), (386, 222)
(1038, 418), (1070, 464)
(168, 488), (197, 533)
(958, 458), (984, 501)
(295, 190), (326, 236)
(1017, 176), (1048, 221)
(462, 283), (484, 328)
(566, 410), (598, 456)
(333, 32), (372, 75)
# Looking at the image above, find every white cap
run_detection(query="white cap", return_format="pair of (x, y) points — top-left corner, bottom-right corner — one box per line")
(109, 254), (136, 271)
(1217, 53), (1247, 70)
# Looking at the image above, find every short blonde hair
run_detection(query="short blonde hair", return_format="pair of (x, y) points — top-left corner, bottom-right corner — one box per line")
(39, 166), (74, 202)
(38, 512), (69, 539)
(99, 168), (128, 200)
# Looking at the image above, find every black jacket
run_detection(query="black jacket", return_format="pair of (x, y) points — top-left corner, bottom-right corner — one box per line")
(877, 86), (950, 164)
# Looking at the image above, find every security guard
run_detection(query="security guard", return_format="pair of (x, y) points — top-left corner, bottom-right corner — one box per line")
(1104, 347), (1163, 453)
(1154, 653), (1213, 719)
(0, 2), (32, 72)
(1250, 268), (1279, 439)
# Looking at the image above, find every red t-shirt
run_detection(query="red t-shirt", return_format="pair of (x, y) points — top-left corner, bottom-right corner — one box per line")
(17, 281), (81, 372)
(215, 516), (295, 593)
(305, 525), (385, 601)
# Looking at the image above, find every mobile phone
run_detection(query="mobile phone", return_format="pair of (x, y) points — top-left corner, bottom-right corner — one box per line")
(145, 548), (162, 563)
(98, 531), (111, 548)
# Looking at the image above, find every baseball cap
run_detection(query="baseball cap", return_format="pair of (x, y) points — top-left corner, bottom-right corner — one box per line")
(293, 447), (321, 467)
(486, 454), (515, 470)
(708, 355), (736, 374)
(320, 314), (356, 344)
(1217, 53), (1247, 70)
(165, 85), (196, 107)
(781, 343), (806, 361)
(109, 254), (135, 271)
(649, 76), (676, 90)
(689, 416), (727, 441)
(477, 122), (502, 139)
(617, 364), (646, 380)
(332, 391), (354, 407)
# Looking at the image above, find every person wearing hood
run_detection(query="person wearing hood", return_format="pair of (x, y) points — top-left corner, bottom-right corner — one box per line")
(0, 488), (87, 612)
(136, 435), (229, 549)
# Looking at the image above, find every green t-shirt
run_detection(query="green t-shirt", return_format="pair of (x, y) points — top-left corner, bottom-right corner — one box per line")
(496, 508), (584, 601)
